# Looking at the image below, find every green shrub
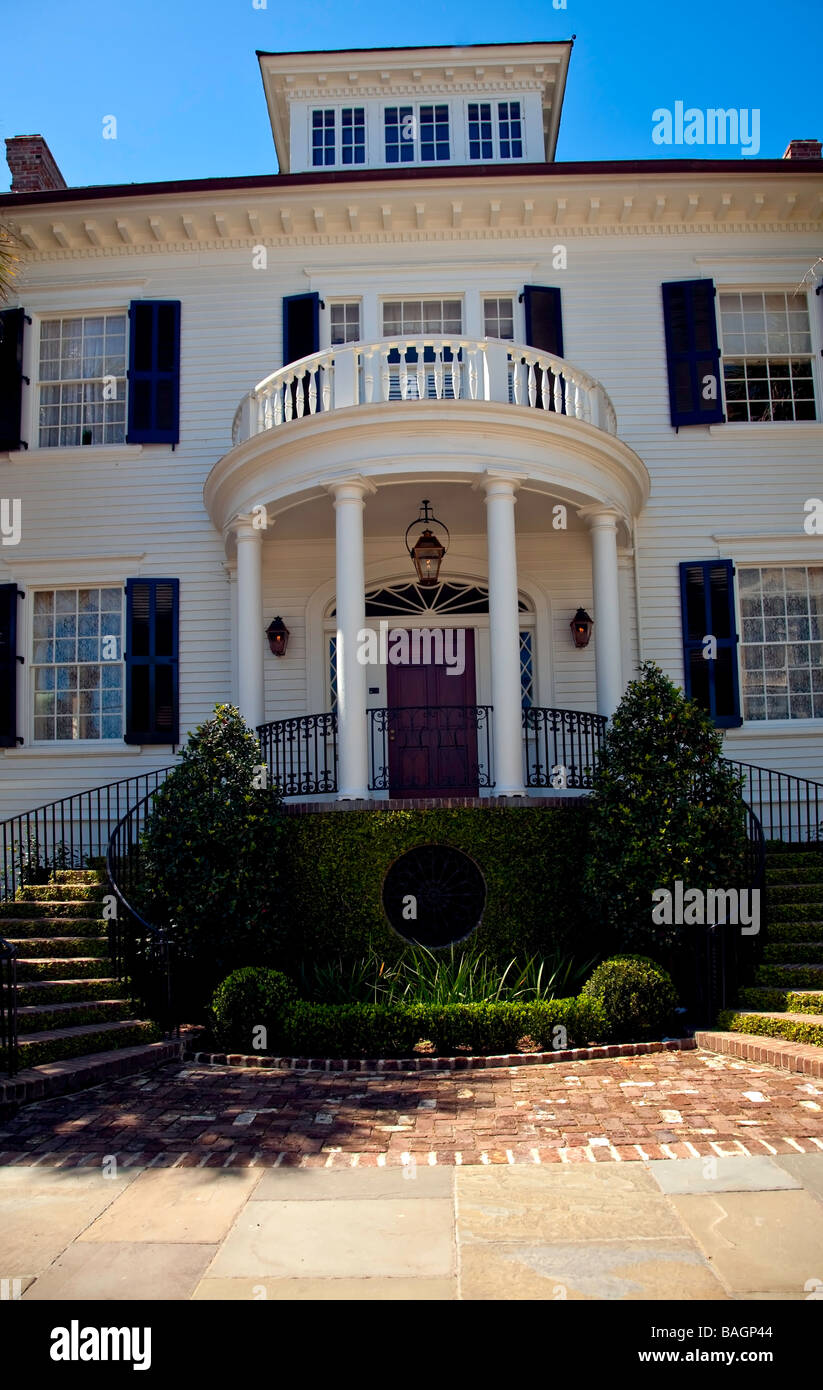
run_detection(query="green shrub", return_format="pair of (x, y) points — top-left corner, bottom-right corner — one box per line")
(140, 704), (286, 1013)
(580, 954), (678, 1042)
(211, 966), (297, 1051)
(583, 662), (748, 972)
(208, 974), (606, 1057)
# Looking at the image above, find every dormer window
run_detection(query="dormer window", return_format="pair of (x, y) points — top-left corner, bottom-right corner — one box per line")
(468, 100), (524, 161)
(311, 106), (365, 167)
(385, 104), (451, 164)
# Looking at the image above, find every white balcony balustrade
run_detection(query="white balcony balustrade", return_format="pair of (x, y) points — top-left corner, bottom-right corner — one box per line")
(231, 337), (618, 445)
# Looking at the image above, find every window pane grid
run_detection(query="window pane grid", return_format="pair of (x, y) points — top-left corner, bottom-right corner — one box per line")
(340, 107), (365, 165)
(38, 314), (127, 447)
(468, 102), (493, 160)
(385, 106), (414, 163)
(719, 291), (816, 422)
(483, 297), (515, 339)
(519, 630), (534, 709)
(32, 587), (124, 741)
(498, 100), (523, 159)
(738, 566), (823, 720)
(312, 108), (336, 167)
(330, 302), (361, 345)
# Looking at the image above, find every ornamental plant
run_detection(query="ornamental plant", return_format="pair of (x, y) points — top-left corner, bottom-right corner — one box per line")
(583, 662), (747, 971)
(580, 955), (678, 1042)
(140, 704), (286, 1013)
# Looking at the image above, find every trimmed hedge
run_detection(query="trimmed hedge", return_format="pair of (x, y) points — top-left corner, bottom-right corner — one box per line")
(277, 804), (595, 969)
(580, 954), (678, 1042)
(717, 1010), (823, 1049)
(211, 966), (296, 1051)
(218, 995), (606, 1059)
(737, 987), (823, 1015)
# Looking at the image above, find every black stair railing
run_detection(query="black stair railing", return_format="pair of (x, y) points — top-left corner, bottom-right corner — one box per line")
(256, 712), (337, 796)
(0, 767), (176, 904)
(106, 790), (176, 1037)
(722, 759), (823, 843)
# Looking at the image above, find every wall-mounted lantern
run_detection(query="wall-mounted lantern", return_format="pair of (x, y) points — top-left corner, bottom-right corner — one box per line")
(570, 608), (593, 648)
(266, 616), (290, 656)
(404, 499), (450, 588)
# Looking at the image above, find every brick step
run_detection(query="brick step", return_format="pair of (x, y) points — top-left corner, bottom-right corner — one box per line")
(737, 987), (823, 1015)
(695, 1029), (823, 1078)
(6, 936), (108, 960)
(0, 917), (106, 938)
(767, 921), (823, 943)
(14, 978), (127, 1006)
(763, 942), (823, 964)
(0, 1038), (184, 1115)
(767, 883), (823, 903)
(716, 1008), (823, 1049)
(52, 869), (107, 885)
(17, 998), (133, 1033)
(0, 1019), (161, 1072)
(15, 958), (114, 983)
(0, 900), (105, 919)
(15, 883), (107, 903)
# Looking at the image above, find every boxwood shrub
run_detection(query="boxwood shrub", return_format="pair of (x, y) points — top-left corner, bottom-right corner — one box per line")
(580, 954), (678, 1042)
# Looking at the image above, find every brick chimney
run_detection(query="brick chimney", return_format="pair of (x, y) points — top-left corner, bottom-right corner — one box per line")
(5, 135), (67, 193)
(782, 138), (822, 160)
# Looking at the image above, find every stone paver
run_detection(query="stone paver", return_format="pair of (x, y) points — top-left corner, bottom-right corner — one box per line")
(22, 1240), (218, 1300)
(1, 1051), (822, 1169)
(458, 1239), (728, 1301)
(669, 1189), (823, 1295)
(77, 1168), (261, 1244)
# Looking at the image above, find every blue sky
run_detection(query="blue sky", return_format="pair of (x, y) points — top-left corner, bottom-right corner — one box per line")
(1, 0), (820, 190)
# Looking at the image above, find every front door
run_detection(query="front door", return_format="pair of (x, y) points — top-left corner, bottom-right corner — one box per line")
(386, 628), (479, 797)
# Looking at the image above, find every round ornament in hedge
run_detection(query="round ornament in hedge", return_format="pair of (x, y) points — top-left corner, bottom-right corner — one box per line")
(382, 843), (486, 947)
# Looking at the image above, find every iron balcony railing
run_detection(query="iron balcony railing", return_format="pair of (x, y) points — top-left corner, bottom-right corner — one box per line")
(523, 707), (608, 789)
(723, 759), (823, 843)
(256, 712), (338, 797)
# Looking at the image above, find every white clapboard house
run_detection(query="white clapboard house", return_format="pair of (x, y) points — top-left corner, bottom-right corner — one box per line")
(1, 39), (822, 840)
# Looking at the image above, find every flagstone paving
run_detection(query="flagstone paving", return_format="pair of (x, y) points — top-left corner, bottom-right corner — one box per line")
(0, 1050), (821, 1170)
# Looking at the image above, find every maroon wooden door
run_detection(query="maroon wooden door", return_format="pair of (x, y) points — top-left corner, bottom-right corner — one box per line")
(385, 629), (478, 797)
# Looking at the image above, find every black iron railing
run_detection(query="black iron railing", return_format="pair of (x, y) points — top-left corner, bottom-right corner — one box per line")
(0, 937), (17, 1077)
(523, 706), (607, 789)
(723, 759), (823, 843)
(0, 767), (176, 904)
(106, 790), (176, 1037)
(368, 706), (494, 793)
(256, 713), (338, 796)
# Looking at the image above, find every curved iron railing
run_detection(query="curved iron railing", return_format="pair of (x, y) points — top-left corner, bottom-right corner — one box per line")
(723, 759), (823, 843)
(0, 937), (17, 1077)
(1, 767), (176, 904)
(105, 790), (176, 1037)
(256, 712), (338, 796)
(523, 707), (607, 790)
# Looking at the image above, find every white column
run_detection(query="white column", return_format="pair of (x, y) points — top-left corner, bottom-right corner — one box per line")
(481, 473), (526, 797)
(233, 518), (265, 731)
(330, 478), (373, 799)
(582, 507), (624, 718)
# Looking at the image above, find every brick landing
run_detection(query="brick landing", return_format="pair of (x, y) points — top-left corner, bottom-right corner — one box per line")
(1, 1048), (821, 1169)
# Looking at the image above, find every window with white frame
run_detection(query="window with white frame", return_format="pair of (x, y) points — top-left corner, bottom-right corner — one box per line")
(330, 302), (361, 345)
(382, 299), (462, 337)
(384, 104), (450, 163)
(38, 314), (127, 447)
(32, 587), (124, 741)
(381, 299), (463, 399)
(738, 566), (823, 720)
(468, 101), (524, 160)
(311, 107), (365, 167)
(483, 297), (515, 340)
(718, 291), (817, 422)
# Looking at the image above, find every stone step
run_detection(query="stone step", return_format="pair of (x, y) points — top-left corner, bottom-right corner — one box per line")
(767, 882), (823, 903)
(765, 905), (823, 925)
(16, 998), (133, 1033)
(767, 921), (823, 943)
(52, 869), (107, 884)
(0, 900), (105, 919)
(0, 917), (106, 938)
(0, 1019), (162, 1072)
(764, 848), (823, 864)
(766, 866), (823, 886)
(15, 978), (127, 1006)
(6, 936), (108, 960)
(755, 963), (823, 989)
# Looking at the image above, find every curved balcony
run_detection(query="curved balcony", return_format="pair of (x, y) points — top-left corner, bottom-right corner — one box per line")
(231, 336), (618, 446)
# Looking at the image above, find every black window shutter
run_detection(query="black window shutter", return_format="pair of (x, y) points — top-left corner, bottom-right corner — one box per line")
(0, 583), (22, 747)
(679, 560), (741, 728)
(662, 280), (724, 427)
(523, 285), (564, 357)
(126, 300), (181, 445)
(124, 578), (179, 744)
(0, 308), (26, 452)
(283, 292), (320, 365)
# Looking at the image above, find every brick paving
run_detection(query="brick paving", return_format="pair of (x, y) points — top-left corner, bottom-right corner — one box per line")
(1, 1049), (822, 1169)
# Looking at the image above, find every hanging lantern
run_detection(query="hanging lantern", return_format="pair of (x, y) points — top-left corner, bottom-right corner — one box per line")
(266, 616), (290, 656)
(405, 499), (450, 588)
(570, 608), (593, 648)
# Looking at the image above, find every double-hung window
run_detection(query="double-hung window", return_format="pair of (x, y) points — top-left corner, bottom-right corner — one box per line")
(385, 104), (450, 163)
(468, 101), (524, 160)
(382, 299), (462, 399)
(738, 566), (823, 720)
(32, 587), (124, 742)
(311, 107), (365, 167)
(38, 314), (127, 447)
(483, 297), (515, 340)
(719, 291), (816, 422)
(330, 302), (361, 345)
